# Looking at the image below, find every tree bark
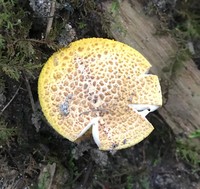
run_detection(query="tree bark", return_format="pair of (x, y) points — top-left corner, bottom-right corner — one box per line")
(102, 0), (200, 135)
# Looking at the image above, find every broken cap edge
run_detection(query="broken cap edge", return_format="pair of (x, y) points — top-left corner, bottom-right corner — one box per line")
(38, 37), (162, 150)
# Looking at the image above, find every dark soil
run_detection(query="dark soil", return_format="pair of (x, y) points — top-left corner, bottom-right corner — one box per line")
(0, 1), (199, 189)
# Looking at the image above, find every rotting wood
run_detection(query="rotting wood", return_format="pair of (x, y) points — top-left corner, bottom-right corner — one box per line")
(102, 0), (200, 135)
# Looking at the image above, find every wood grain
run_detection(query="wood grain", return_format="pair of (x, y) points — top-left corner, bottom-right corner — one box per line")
(102, 0), (200, 135)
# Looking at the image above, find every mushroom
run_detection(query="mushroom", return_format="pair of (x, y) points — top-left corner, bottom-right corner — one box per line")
(38, 38), (162, 150)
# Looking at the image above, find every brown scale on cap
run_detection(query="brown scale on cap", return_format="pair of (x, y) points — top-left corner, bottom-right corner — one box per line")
(38, 38), (162, 150)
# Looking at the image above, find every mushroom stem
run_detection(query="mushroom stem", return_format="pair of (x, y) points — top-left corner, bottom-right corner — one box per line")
(128, 104), (159, 117)
(77, 117), (100, 139)
(91, 117), (101, 147)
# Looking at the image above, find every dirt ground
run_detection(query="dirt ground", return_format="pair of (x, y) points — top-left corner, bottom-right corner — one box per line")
(0, 0), (200, 189)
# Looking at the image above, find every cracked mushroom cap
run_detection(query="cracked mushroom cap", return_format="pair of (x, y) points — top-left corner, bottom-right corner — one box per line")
(38, 38), (162, 151)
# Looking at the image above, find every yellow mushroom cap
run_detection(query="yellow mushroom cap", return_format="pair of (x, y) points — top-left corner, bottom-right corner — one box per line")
(38, 38), (162, 151)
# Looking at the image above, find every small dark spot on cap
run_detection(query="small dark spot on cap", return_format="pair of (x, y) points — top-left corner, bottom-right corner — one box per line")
(93, 96), (98, 104)
(123, 139), (127, 144)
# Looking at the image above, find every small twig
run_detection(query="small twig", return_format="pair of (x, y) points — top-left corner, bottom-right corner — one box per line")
(47, 163), (56, 189)
(0, 84), (21, 115)
(45, 0), (56, 39)
(95, 181), (106, 189)
(5, 147), (21, 172)
(12, 38), (51, 45)
(67, 167), (86, 187)
(24, 75), (40, 132)
(82, 161), (93, 188)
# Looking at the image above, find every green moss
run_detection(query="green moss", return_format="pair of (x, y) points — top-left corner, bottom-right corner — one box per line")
(171, 47), (191, 74)
(0, 118), (16, 144)
(176, 138), (200, 170)
(110, 0), (120, 15)
(0, 0), (50, 83)
(174, 0), (200, 40)
(189, 129), (200, 139)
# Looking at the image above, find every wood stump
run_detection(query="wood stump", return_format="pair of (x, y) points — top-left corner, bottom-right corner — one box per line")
(102, 0), (200, 136)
